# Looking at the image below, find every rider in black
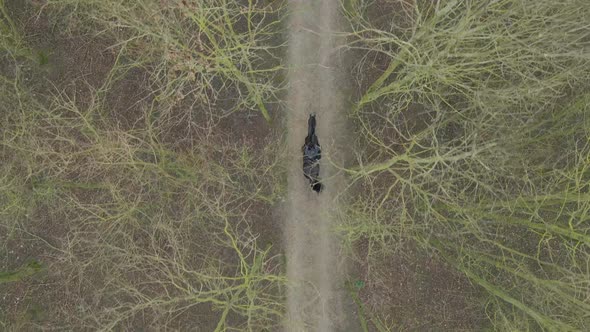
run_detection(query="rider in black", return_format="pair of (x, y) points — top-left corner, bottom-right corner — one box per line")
(302, 114), (322, 193)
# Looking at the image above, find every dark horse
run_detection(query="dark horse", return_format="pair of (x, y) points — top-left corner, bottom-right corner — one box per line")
(302, 114), (322, 193)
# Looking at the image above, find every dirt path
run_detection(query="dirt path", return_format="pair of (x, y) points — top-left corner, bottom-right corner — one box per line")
(284, 0), (351, 331)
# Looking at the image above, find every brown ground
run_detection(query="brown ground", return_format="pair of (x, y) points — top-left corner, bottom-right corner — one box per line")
(1, 0), (279, 330)
(1, 1), (116, 328)
(341, 1), (488, 331)
(351, 239), (486, 331)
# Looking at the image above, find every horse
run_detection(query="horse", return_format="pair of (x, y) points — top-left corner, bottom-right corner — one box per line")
(302, 114), (322, 193)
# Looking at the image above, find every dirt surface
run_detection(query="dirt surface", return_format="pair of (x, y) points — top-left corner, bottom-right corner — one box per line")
(283, 0), (355, 331)
(351, 239), (486, 330)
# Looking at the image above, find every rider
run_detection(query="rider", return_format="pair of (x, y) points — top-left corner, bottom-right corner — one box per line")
(302, 114), (322, 193)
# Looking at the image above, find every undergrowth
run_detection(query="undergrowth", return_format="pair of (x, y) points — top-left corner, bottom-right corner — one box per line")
(45, 0), (286, 123)
(340, 0), (590, 330)
(1, 0), (287, 330)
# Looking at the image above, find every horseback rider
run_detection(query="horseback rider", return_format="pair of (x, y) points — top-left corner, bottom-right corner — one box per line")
(302, 114), (322, 193)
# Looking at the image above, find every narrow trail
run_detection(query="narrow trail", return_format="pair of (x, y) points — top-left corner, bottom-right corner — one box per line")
(284, 0), (351, 331)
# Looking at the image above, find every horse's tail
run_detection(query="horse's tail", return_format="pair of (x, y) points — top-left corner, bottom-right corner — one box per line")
(312, 182), (322, 193)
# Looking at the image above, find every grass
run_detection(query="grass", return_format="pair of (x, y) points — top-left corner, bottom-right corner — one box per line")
(340, 0), (590, 330)
(0, 260), (42, 284)
(45, 0), (286, 122)
(1, 63), (286, 330)
(1, 0), (287, 330)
